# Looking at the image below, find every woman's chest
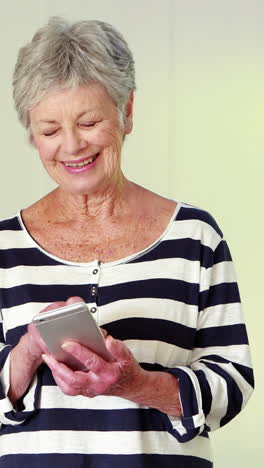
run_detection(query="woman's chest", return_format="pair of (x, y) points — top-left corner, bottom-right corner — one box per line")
(29, 218), (165, 263)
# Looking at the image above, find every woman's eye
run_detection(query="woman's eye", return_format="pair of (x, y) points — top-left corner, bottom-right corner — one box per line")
(43, 129), (58, 136)
(80, 122), (97, 128)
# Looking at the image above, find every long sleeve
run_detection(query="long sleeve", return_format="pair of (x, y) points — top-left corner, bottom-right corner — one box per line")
(161, 235), (254, 442)
(0, 317), (41, 427)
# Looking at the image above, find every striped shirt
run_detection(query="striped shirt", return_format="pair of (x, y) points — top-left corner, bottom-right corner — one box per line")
(0, 202), (254, 467)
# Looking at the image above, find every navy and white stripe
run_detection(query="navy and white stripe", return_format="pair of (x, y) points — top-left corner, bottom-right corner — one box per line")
(0, 202), (254, 467)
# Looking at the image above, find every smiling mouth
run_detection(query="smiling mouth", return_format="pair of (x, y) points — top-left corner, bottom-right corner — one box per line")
(64, 153), (99, 168)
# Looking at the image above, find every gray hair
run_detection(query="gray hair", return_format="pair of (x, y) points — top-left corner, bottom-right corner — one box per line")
(12, 17), (136, 129)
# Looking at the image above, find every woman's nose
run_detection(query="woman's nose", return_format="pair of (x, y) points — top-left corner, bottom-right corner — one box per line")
(61, 129), (87, 155)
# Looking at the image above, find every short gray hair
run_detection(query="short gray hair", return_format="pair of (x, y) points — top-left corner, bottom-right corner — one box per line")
(13, 17), (136, 128)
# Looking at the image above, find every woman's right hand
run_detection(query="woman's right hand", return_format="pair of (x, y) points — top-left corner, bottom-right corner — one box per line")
(8, 297), (85, 405)
(7, 308), (60, 406)
(7, 330), (44, 406)
(26, 301), (67, 363)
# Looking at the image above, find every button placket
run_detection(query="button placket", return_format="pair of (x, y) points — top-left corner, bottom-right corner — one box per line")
(89, 262), (101, 321)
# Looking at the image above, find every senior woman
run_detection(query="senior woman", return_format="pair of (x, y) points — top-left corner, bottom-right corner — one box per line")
(0, 17), (253, 468)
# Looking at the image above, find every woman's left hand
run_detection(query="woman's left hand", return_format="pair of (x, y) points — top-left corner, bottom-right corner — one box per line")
(42, 335), (147, 399)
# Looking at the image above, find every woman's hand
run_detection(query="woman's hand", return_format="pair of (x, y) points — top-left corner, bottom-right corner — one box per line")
(8, 296), (84, 405)
(42, 336), (182, 417)
(42, 335), (146, 399)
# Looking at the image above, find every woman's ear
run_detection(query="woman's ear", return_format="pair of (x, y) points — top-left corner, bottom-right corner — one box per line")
(124, 91), (134, 134)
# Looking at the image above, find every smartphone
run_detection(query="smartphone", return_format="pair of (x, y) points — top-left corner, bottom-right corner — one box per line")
(32, 302), (113, 370)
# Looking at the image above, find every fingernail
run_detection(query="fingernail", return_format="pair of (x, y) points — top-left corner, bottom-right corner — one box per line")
(61, 342), (72, 350)
(42, 354), (50, 363)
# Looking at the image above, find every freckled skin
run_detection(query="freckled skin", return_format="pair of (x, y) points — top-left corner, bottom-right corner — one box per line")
(8, 84), (181, 418)
(25, 83), (177, 263)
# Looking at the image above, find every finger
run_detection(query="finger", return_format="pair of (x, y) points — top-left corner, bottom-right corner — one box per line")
(101, 328), (108, 338)
(40, 301), (66, 313)
(42, 353), (103, 396)
(66, 296), (85, 305)
(51, 372), (79, 396)
(105, 335), (132, 362)
(62, 341), (109, 375)
(42, 354), (87, 396)
(28, 322), (49, 353)
(42, 353), (77, 383)
(52, 371), (100, 398)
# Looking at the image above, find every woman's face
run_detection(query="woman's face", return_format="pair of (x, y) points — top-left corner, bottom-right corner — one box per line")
(30, 83), (133, 195)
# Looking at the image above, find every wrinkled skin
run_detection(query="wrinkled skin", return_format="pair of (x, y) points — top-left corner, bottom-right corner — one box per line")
(29, 296), (147, 399)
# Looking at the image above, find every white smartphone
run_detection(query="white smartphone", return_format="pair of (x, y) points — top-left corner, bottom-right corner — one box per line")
(32, 302), (113, 370)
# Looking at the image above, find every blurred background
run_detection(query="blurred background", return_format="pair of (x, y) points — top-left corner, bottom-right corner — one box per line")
(0, 1), (262, 466)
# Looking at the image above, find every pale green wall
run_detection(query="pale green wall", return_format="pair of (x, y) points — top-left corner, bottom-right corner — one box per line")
(0, 1), (262, 466)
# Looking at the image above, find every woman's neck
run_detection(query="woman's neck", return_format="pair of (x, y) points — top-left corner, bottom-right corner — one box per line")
(44, 175), (137, 224)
